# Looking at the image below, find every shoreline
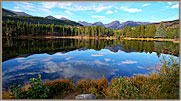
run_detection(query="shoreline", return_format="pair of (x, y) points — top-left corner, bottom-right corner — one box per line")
(2, 36), (179, 43)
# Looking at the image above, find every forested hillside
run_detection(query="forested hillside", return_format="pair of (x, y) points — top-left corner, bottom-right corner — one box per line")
(2, 9), (16, 16)
(153, 19), (179, 29)
(2, 8), (179, 39)
(2, 8), (32, 16)
(2, 19), (179, 39)
(3, 15), (83, 26)
(2, 8), (82, 26)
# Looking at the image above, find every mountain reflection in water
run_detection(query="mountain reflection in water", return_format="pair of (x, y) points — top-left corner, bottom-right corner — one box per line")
(2, 38), (179, 90)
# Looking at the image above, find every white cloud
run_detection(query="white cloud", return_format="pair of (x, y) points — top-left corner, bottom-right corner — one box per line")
(96, 5), (112, 12)
(65, 57), (73, 60)
(94, 60), (109, 66)
(14, 2), (36, 11)
(168, 2), (172, 5)
(91, 15), (105, 19)
(120, 6), (142, 13)
(58, 3), (91, 11)
(41, 2), (57, 9)
(59, 60), (112, 79)
(150, 15), (178, 22)
(14, 2), (113, 16)
(13, 9), (23, 12)
(171, 3), (179, 8)
(104, 58), (111, 61)
(142, 4), (150, 7)
(165, 6), (169, 8)
(57, 3), (112, 12)
(91, 15), (111, 22)
(115, 7), (119, 9)
(137, 66), (144, 69)
(43, 61), (63, 73)
(41, 58), (53, 62)
(91, 54), (103, 56)
(106, 10), (113, 14)
(58, 2), (72, 8)
(99, 51), (109, 54)
(54, 52), (68, 56)
(149, 20), (160, 23)
(121, 60), (138, 64)
(14, 2), (52, 13)
(65, 10), (73, 14)
(21, 2), (34, 6)
(115, 10), (118, 12)
(53, 15), (68, 19)
(39, 8), (52, 13)
(111, 19), (121, 22)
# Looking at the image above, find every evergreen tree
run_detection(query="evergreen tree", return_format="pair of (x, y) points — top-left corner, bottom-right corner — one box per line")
(150, 24), (156, 38)
(126, 26), (132, 37)
(140, 25), (145, 38)
(123, 26), (128, 37)
(145, 24), (150, 38)
(135, 26), (141, 38)
(155, 22), (166, 38)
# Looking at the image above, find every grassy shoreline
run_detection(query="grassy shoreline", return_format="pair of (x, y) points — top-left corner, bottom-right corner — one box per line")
(2, 56), (179, 99)
(2, 36), (179, 43)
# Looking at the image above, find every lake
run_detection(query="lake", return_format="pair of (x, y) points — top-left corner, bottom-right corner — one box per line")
(2, 38), (179, 90)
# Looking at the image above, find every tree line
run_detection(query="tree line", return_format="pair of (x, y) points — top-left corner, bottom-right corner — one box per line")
(3, 38), (179, 62)
(2, 19), (179, 39)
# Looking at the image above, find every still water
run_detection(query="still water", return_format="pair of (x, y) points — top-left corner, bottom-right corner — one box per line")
(2, 38), (179, 90)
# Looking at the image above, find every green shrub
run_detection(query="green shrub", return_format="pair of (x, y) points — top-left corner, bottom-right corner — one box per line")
(105, 56), (179, 99)
(10, 74), (50, 99)
(157, 56), (179, 98)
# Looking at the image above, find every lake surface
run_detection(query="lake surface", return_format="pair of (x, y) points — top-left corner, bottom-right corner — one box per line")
(2, 38), (179, 90)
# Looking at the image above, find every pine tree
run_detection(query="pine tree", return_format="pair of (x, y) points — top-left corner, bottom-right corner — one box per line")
(150, 24), (156, 38)
(145, 24), (150, 38)
(126, 26), (132, 37)
(155, 22), (166, 38)
(140, 25), (145, 38)
(135, 26), (141, 38)
(98, 26), (102, 37)
(91, 26), (94, 37)
(78, 28), (80, 36)
(123, 26), (128, 37)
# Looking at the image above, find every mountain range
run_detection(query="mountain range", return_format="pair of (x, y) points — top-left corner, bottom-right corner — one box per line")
(2, 8), (82, 26)
(2, 8), (32, 16)
(79, 20), (152, 29)
(2, 8), (179, 29)
(45, 15), (69, 20)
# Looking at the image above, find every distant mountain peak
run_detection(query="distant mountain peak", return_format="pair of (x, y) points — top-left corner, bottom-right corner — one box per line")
(45, 15), (57, 19)
(60, 17), (69, 20)
(78, 21), (92, 26)
(78, 20), (151, 29)
(105, 20), (120, 29)
(112, 20), (120, 22)
(92, 22), (104, 27)
(2, 8), (32, 16)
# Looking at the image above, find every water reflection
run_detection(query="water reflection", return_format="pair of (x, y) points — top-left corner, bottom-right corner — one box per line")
(2, 38), (179, 90)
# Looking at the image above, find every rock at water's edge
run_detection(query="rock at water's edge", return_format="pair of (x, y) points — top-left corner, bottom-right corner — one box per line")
(75, 94), (96, 99)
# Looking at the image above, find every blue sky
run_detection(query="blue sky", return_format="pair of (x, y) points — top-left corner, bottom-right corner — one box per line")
(2, 2), (179, 24)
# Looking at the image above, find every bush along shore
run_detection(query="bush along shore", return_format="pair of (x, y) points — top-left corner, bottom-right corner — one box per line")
(2, 56), (179, 99)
